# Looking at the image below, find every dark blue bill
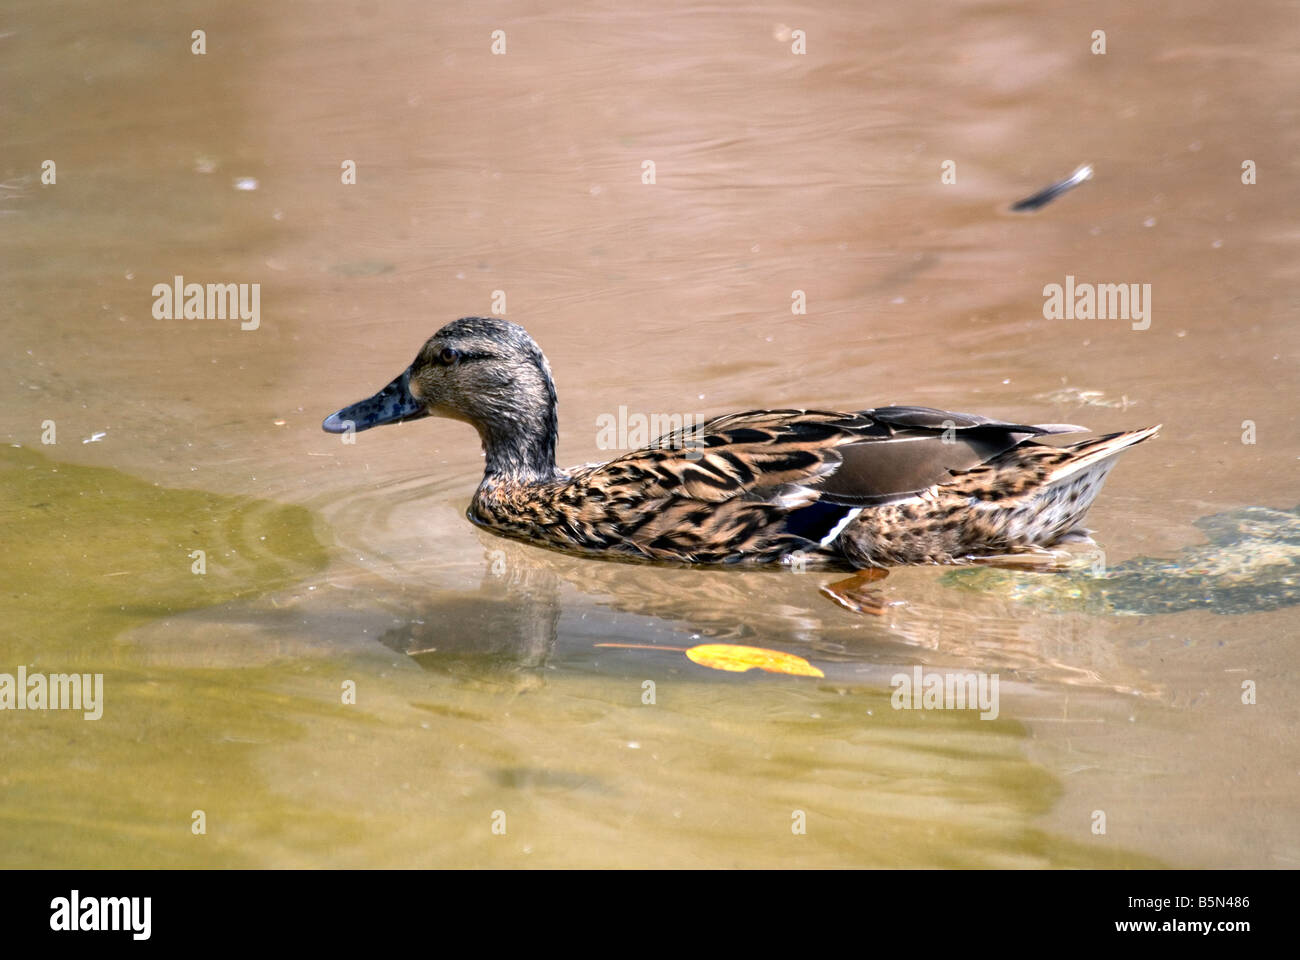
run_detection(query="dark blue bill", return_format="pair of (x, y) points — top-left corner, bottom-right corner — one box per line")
(321, 368), (429, 434)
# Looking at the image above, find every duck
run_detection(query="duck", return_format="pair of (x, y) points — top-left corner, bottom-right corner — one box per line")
(322, 316), (1159, 569)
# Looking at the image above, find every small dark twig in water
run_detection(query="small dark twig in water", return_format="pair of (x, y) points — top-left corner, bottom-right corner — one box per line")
(1010, 164), (1093, 212)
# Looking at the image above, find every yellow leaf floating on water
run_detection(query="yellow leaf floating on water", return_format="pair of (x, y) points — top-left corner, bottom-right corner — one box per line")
(685, 644), (824, 678)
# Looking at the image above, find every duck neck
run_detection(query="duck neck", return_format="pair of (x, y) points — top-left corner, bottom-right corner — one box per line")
(477, 408), (561, 487)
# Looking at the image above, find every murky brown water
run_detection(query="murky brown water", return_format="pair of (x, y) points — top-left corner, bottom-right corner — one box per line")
(2, 0), (1297, 867)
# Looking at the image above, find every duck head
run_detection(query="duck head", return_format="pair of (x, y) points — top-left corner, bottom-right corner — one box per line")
(322, 317), (561, 481)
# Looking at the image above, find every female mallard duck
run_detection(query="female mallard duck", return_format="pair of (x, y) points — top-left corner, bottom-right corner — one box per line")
(322, 317), (1158, 568)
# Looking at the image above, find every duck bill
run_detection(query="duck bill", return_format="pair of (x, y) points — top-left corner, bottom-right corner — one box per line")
(321, 368), (430, 434)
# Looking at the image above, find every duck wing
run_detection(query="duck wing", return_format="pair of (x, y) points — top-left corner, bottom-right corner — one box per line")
(813, 405), (1086, 506)
(577, 407), (1086, 559)
(594, 406), (1084, 503)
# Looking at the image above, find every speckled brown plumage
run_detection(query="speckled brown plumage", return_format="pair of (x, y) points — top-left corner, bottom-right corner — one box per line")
(836, 432), (1156, 566)
(323, 318), (1161, 569)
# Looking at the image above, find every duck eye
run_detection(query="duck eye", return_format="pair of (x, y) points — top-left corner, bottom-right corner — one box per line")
(438, 347), (460, 365)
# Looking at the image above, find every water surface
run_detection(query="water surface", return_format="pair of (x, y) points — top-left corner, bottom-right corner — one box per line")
(2, 0), (1297, 867)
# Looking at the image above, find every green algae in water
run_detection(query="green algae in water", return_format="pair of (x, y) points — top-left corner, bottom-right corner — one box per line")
(0, 445), (350, 867)
(0, 445), (327, 661)
(0, 446), (1164, 868)
(942, 505), (1300, 617)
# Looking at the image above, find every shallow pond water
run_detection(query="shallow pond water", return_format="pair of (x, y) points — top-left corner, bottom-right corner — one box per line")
(2, 0), (1297, 867)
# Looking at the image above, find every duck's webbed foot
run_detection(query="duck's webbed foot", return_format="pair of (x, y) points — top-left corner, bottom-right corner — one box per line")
(819, 567), (890, 615)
